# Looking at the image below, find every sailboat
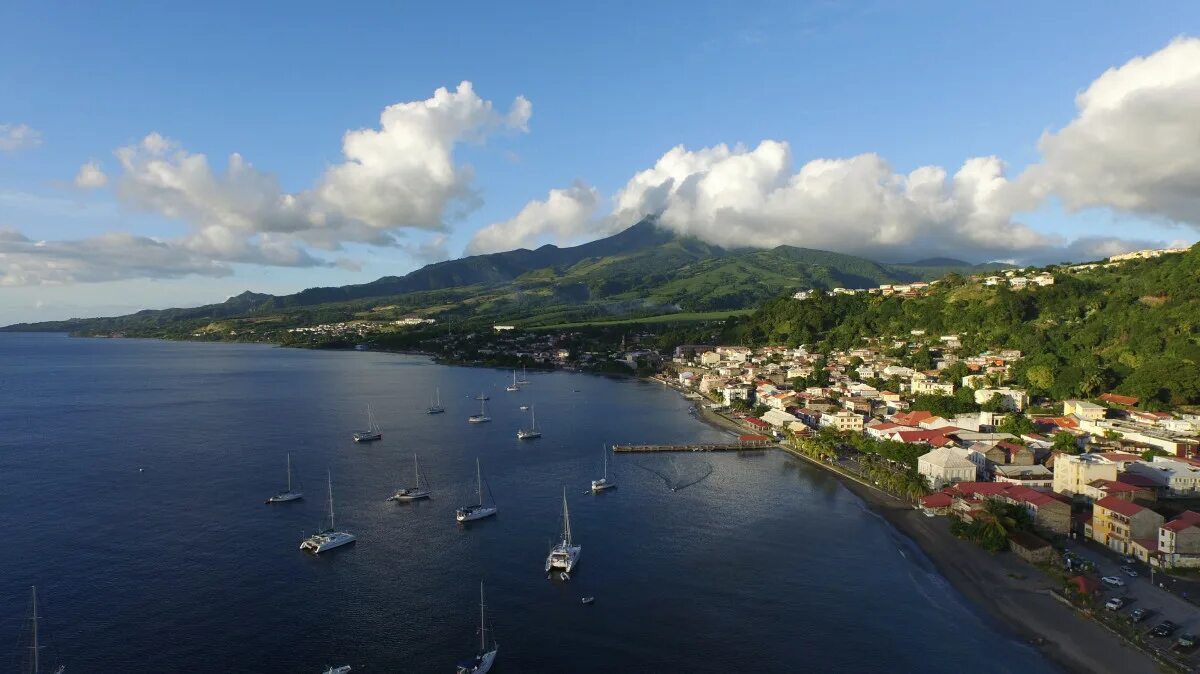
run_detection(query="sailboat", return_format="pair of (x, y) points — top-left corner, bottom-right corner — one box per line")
(467, 397), (491, 424)
(352, 404), (382, 442)
(456, 581), (498, 674)
(387, 454), (431, 502)
(591, 444), (616, 492)
(300, 471), (357, 553)
(266, 453), (304, 503)
(475, 392), (490, 401)
(506, 370), (520, 392)
(516, 404), (541, 440)
(517, 366), (530, 385)
(456, 459), (497, 522)
(427, 387), (446, 415)
(25, 586), (65, 674)
(545, 487), (581, 573)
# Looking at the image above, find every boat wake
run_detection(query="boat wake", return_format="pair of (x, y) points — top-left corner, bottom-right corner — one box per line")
(631, 457), (714, 492)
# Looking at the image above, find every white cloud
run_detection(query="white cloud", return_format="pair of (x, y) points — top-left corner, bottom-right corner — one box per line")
(1020, 36), (1200, 227)
(0, 123), (42, 152)
(74, 160), (108, 188)
(466, 181), (601, 255)
(608, 141), (1053, 261)
(5, 82), (530, 286)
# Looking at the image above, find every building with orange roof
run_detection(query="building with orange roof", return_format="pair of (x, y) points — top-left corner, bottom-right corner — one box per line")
(1089, 495), (1164, 555)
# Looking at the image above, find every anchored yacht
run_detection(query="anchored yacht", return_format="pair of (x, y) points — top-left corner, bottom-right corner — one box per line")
(352, 404), (382, 442)
(591, 444), (616, 492)
(456, 582), (498, 674)
(456, 458), (497, 522)
(300, 471), (357, 553)
(545, 487), (581, 574)
(266, 452), (303, 503)
(516, 404), (541, 440)
(427, 387), (445, 414)
(506, 370), (520, 392)
(467, 397), (491, 424)
(388, 454), (431, 502)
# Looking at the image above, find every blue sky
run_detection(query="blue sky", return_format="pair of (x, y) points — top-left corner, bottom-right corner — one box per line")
(2, 2), (1199, 323)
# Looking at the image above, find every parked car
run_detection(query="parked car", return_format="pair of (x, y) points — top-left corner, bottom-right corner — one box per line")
(1176, 633), (1197, 649)
(1101, 576), (1126, 588)
(1129, 608), (1149, 623)
(1152, 621), (1179, 638)
(1105, 597), (1127, 610)
(1123, 555), (1137, 565)
(1121, 565), (1139, 578)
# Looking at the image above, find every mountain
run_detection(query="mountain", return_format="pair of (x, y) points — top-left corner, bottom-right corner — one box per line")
(1, 218), (1002, 335)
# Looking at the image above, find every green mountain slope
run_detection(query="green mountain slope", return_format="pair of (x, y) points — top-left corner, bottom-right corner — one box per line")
(723, 245), (1200, 407)
(1, 218), (1004, 335)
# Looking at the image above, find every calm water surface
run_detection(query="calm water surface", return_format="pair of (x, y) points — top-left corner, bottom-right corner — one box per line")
(0, 333), (1057, 673)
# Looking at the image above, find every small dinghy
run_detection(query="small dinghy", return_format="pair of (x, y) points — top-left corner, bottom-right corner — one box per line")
(581, 596), (594, 605)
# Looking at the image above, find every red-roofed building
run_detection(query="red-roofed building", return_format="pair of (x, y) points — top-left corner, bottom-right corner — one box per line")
(1091, 496), (1164, 555)
(1084, 479), (1153, 503)
(919, 492), (954, 515)
(738, 434), (772, 443)
(932, 481), (1070, 534)
(744, 417), (770, 430)
(1100, 393), (1140, 407)
(892, 410), (934, 426)
(1159, 511), (1200, 568)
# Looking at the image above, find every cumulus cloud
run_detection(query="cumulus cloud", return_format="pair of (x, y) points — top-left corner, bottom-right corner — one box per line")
(466, 181), (601, 254)
(1020, 36), (1200, 227)
(0, 123), (42, 152)
(608, 141), (1052, 261)
(5, 82), (529, 285)
(74, 160), (108, 188)
(0, 229), (232, 286)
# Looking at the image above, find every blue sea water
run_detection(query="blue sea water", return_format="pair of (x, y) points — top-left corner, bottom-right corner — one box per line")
(0, 333), (1057, 673)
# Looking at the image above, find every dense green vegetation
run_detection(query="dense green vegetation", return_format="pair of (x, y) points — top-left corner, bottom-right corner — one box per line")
(727, 246), (1200, 408)
(1, 219), (1003, 338)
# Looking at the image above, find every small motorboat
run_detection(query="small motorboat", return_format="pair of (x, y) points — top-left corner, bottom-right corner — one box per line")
(581, 596), (594, 605)
(322, 666), (351, 674)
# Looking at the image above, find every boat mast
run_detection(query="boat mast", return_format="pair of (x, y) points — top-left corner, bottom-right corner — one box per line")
(562, 487), (572, 545)
(476, 459), (483, 506)
(531, 404), (536, 431)
(479, 581), (487, 653)
(30, 586), (39, 674)
(603, 444), (608, 479)
(327, 470), (335, 530)
(286, 453), (292, 492)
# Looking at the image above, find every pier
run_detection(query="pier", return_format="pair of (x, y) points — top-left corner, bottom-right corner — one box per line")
(613, 440), (777, 453)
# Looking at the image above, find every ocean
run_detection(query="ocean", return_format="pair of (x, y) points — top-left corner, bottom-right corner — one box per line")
(0, 333), (1056, 673)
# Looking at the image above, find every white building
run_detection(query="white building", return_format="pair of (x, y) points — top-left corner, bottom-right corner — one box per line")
(974, 388), (1028, 412)
(1126, 457), (1200, 498)
(917, 447), (978, 489)
(1052, 453), (1119, 499)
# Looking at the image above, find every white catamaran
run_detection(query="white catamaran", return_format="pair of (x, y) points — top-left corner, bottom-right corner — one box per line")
(516, 403), (541, 440)
(352, 404), (382, 442)
(427, 387), (445, 415)
(467, 397), (491, 424)
(387, 454), (431, 502)
(266, 452), (304, 503)
(591, 444), (616, 492)
(300, 471), (357, 553)
(545, 487), (581, 574)
(26, 586), (65, 674)
(506, 370), (519, 392)
(456, 458), (497, 523)
(456, 581), (498, 674)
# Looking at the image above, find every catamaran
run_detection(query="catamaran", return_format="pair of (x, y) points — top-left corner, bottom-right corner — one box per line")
(352, 404), (382, 442)
(456, 458), (497, 522)
(387, 454), (431, 502)
(427, 387), (445, 414)
(545, 487), (581, 573)
(467, 397), (491, 424)
(26, 586), (65, 674)
(456, 581), (498, 674)
(266, 453), (304, 503)
(516, 403), (541, 440)
(506, 370), (520, 392)
(591, 444), (616, 492)
(300, 471), (357, 553)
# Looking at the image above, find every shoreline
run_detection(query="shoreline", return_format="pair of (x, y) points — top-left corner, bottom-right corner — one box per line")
(658, 378), (1162, 674)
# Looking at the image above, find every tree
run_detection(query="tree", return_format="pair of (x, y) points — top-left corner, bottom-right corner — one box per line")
(1141, 447), (1169, 462)
(1025, 365), (1055, 391)
(980, 392), (1009, 413)
(997, 413), (1035, 437)
(1052, 432), (1081, 454)
(940, 361), (969, 384)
